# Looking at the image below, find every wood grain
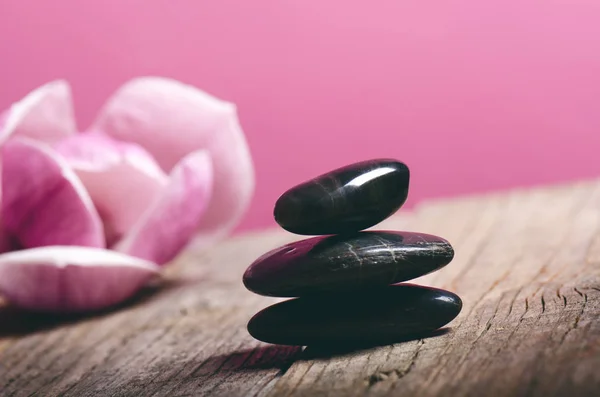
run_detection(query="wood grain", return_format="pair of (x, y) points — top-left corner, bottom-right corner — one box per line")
(1, 179), (600, 396)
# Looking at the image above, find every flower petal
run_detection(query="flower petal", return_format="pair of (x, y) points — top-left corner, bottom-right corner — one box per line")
(0, 246), (159, 312)
(0, 224), (13, 254)
(54, 131), (168, 246)
(92, 77), (254, 247)
(0, 80), (76, 144)
(116, 150), (213, 265)
(0, 110), (8, 129)
(2, 138), (104, 248)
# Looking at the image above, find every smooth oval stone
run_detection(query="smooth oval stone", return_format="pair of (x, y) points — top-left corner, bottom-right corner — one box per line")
(243, 231), (454, 297)
(247, 284), (462, 346)
(274, 159), (409, 235)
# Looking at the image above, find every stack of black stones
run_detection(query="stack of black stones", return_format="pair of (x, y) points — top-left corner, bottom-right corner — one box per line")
(243, 159), (462, 347)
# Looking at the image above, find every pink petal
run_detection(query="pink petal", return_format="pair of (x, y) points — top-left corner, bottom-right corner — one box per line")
(0, 224), (13, 254)
(0, 246), (159, 312)
(116, 150), (213, 265)
(0, 80), (76, 145)
(54, 131), (168, 246)
(2, 138), (104, 249)
(92, 77), (254, 247)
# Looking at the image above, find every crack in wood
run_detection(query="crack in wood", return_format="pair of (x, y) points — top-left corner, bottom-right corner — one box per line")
(18, 318), (123, 396)
(505, 288), (522, 319)
(555, 287), (568, 308)
(557, 288), (588, 348)
(572, 290), (588, 331)
(492, 296), (532, 357)
(541, 294), (546, 314)
(364, 340), (424, 387)
(424, 268), (511, 385)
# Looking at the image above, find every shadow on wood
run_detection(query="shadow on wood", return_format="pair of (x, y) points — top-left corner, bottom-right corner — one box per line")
(213, 345), (304, 371)
(0, 275), (190, 337)
(302, 327), (451, 360)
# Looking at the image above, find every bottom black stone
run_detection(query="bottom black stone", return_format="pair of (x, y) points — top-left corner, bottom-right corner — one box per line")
(247, 284), (462, 347)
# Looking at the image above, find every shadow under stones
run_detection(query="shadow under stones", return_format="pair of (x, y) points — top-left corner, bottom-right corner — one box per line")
(0, 275), (188, 338)
(195, 344), (304, 374)
(242, 344), (305, 371)
(238, 328), (450, 367)
(302, 327), (451, 359)
(157, 328), (450, 392)
(221, 328), (450, 369)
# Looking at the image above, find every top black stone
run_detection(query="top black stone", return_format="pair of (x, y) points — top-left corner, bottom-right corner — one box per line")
(273, 159), (410, 235)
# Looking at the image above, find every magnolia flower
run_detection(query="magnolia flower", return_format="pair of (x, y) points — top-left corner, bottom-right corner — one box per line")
(0, 78), (254, 312)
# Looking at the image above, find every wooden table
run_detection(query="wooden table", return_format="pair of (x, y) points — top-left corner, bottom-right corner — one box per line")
(1, 178), (599, 396)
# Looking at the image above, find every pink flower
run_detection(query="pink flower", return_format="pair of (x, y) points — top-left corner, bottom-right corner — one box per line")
(0, 78), (254, 312)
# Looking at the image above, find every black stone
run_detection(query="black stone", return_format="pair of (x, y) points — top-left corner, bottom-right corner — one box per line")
(247, 284), (462, 346)
(243, 231), (454, 297)
(274, 159), (410, 235)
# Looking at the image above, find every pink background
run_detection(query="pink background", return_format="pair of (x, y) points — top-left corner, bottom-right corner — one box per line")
(1, 1), (599, 233)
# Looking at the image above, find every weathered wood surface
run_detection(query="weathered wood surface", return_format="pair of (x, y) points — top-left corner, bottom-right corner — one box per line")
(1, 179), (600, 396)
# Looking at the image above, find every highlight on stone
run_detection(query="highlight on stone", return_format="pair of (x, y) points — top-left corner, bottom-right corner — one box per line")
(243, 159), (462, 347)
(274, 159), (409, 235)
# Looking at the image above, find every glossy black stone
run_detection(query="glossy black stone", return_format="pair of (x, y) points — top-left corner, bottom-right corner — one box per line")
(243, 231), (454, 297)
(274, 159), (410, 235)
(247, 284), (462, 346)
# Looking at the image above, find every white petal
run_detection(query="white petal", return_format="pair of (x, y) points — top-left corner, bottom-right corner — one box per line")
(55, 131), (168, 245)
(116, 150), (213, 265)
(0, 246), (159, 312)
(92, 77), (254, 247)
(0, 80), (76, 144)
